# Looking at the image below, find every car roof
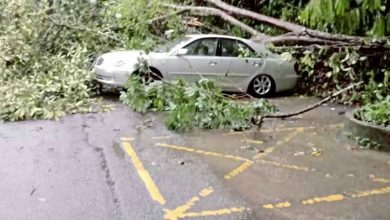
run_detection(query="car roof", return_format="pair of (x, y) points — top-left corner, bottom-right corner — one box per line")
(185, 34), (249, 42)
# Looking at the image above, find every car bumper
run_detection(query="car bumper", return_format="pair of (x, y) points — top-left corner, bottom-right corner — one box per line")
(275, 75), (299, 92)
(92, 66), (130, 87)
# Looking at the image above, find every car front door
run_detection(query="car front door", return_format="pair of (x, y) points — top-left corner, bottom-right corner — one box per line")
(166, 38), (229, 84)
(218, 38), (264, 91)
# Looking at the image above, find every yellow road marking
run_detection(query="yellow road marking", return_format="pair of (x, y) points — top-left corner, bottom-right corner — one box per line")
(122, 139), (166, 205)
(263, 201), (291, 209)
(351, 186), (390, 198)
(257, 160), (310, 171)
(222, 130), (253, 136)
(262, 185), (390, 209)
(180, 207), (249, 218)
(387, 161), (390, 166)
(224, 161), (254, 180)
(164, 187), (214, 220)
(253, 128), (304, 160)
(156, 143), (254, 181)
(302, 194), (344, 205)
(372, 178), (390, 184)
(120, 137), (134, 142)
(241, 139), (264, 145)
(152, 136), (173, 140)
(156, 143), (249, 162)
(222, 124), (344, 136)
(252, 146), (275, 160)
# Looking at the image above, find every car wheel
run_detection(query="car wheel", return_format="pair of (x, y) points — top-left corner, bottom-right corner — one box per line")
(136, 68), (162, 85)
(248, 74), (275, 98)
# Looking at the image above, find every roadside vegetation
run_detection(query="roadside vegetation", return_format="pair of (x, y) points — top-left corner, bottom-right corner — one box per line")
(0, 0), (120, 121)
(1, 0), (389, 133)
(354, 99), (390, 127)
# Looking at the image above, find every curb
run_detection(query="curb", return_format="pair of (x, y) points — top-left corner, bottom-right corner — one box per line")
(345, 111), (390, 150)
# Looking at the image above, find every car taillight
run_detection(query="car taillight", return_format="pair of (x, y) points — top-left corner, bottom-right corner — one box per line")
(294, 62), (300, 75)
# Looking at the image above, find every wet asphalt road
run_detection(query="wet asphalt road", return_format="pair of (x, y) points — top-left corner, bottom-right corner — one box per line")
(1, 96), (390, 220)
(0, 103), (251, 220)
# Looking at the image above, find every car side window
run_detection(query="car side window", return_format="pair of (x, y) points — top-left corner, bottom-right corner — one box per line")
(184, 38), (218, 56)
(220, 39), (256, 58)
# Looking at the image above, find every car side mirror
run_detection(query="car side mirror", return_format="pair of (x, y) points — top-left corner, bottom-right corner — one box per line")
(176, 48), (188, 56)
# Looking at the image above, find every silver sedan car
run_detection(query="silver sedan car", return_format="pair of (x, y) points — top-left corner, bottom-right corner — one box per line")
(93, 34), (298, 97)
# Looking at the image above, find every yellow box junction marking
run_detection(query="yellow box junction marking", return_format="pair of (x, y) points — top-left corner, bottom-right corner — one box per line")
(224, 161), (254, 180)
(351, 186), (390, 198)
(222, 123), (344, 136)
(152, 136), (174, 140)
(302, 194), (344, 205)
(263, 201), (292, 209)
(164, 187), (248, 219)
(120, 137), (134, 142)
(156, 143), (249, 162)
(122, 138), (166, 205)
(179, 207), (249, 218)
(122, 140), (251, 219)
(372, 177), (390, 184)
(257, 160), (310, 171)
(156, 143), (254, 180)
(262, 185), (390, 210)
(156, 143), (309, 181)
(164, 187), (214, 220)
(241, 139), (264, 145)
(253, 127), (304, 160)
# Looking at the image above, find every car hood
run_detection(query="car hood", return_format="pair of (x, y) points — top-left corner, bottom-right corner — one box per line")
(99, 50), (144, 66)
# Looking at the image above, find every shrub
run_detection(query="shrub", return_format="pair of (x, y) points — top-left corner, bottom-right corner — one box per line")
(0, 0), (122, 121)
(354, 98), (390, 127)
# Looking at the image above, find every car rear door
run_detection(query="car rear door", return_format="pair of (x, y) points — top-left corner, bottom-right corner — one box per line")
(218, 38), (264, 91)
(165, 38), (230, 84)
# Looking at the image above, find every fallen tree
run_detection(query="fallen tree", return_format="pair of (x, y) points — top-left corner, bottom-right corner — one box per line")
(159, 0), (389, 104)
(165, 0), (375, 46)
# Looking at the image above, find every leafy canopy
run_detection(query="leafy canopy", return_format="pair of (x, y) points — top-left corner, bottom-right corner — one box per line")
(300, 0), (390, 37)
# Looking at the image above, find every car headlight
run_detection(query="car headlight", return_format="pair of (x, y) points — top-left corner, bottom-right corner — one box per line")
(115, 60), (126, 67)
(96, 56), (104, 65)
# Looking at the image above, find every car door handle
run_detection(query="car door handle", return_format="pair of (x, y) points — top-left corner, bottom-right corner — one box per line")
(252, 62), (262, 67)
(208, 61), (217, 66)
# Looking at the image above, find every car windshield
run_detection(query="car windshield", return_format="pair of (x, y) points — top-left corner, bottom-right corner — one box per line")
(154, 36), (192, 53)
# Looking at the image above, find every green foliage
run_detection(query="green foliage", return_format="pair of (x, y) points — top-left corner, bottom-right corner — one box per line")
(0, 48), (95, 121)
(0, 0), (122, 121)
(120, 76), (276, 132)
(353, 136), (383, 150)
(0, 0), (186, 122)
(276, 46), (390, 105)
(354, 98), (390, 127)
(108, 0), (184, 50)
(300, 0), (390, 37)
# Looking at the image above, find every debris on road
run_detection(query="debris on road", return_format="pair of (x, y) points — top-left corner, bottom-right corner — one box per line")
(311, 148), (323, 157)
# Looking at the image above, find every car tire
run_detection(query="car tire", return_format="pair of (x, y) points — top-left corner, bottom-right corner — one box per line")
(248, 74), (275, 98)
(135, 68), (162, 85)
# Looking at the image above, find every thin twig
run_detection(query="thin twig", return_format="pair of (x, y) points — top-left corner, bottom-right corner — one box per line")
(263, 81), (363, 119)
(48, 17), (123, 43)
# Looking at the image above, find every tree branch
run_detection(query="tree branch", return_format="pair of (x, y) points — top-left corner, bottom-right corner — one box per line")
(147, 9), (188, 24)
(206, 0), (305, 33)
(263, 81), (363, 119)
(254, 35), (353, 46)
(207, 0), (364, 44)
(164, 4), (269, 38)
